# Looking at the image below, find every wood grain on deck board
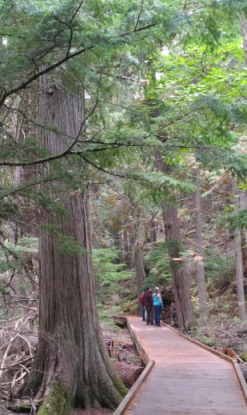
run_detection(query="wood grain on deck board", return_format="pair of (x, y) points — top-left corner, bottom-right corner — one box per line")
(123, 316), (247, 415)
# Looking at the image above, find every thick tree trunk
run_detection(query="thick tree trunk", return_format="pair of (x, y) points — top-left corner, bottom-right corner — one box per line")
(194, 169), (208, 326)
(155, 153), (194, 331)
(18, 77), (127, 413)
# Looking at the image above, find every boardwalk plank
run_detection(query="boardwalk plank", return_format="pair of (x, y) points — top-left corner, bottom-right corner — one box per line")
(122, 317), (247, 415)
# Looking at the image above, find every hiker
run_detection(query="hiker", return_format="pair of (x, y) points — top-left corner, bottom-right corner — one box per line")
(140, 289), (146, 321)
(153, 287), (163, 327)
(143, 287), (154, 325)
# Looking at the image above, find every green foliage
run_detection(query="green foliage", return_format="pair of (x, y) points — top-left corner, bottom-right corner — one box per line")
(129, 172), (196, 205)
(197, 148), (247, 178)
(0, 198), (19, 221)
(0, 285), (10, 295)
(228, 209), (247, 230)
(1, 0), (246, 207)
(204, 245), (235, 289)
(1, 0), (247, 339)
(144, 241), (171, 286)
(97, 303), (123, 324)
(92, 247), (132, 288)
(0, 238), (38, 283)
(5, 237), (38, 254)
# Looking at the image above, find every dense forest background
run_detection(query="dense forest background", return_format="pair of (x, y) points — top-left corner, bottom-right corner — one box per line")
(1, 0), (247, 414)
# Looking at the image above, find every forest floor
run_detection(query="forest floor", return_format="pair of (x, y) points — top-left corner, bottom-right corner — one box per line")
(188, 284), (247, 360)
(0, 318), (140, 415)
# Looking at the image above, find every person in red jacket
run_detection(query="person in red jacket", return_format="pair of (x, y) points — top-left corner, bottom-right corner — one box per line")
(140, 289), (146, 321)
(143, 287), (154, 325)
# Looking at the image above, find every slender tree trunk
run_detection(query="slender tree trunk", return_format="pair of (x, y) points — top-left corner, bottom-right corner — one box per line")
(232, 179), (246, 322)
(240, 13), (247, 64)
(239, 191), (247, 278)
(234, 227), (246, 321)
(18, 77), (127, 413)
(135, 242), (146, 313)
(194, 169), (208, 326)
(162, 203), (194, 331)
(123, 229), (133, 269)
(239, 13), (247, 279)
(113, 231), (121, 264)
(155, 152), (194, 331)
(9, 96), (22, 245)
(147, 212), (157, 243)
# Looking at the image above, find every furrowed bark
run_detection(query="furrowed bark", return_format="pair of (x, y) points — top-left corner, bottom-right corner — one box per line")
(17, 74), (127, 412)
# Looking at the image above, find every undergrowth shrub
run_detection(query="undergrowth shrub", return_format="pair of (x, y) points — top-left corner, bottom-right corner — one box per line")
(204, 245), (235, 289)
(143, 241), (171, 288)
(93, 247), (133, 305)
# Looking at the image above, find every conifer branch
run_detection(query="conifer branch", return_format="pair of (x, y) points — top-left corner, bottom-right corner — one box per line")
(3, 104), (76, 141)
(0, 10), (156, 108)
(1, 174), (65, 198)
(134, 0), (145, 31)
(69, 0), (84, 26)
(77, 153), (132, 179)
(0, 99), (98, 167)
(0, 45), (95, 107)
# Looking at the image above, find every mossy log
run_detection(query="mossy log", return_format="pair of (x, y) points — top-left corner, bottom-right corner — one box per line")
(115, 340), (134, 349)
(113, 361), (144, 388)
(112, 317), (126, 328)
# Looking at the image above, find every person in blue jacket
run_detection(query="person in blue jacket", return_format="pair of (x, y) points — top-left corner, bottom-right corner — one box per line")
(153, 287), (163, 326)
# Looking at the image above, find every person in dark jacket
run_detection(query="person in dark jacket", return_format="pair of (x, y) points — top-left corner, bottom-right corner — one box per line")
(140, 289), (146, 321)
(143, 287), (154, 325)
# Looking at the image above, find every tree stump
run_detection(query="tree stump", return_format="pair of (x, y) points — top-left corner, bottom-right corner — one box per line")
(105, 339), (114, 357)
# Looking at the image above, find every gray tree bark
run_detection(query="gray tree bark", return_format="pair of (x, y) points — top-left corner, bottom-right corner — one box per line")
(135, 241), (146, 313)
(18, 75), (127, 413)
(232, 179), (246, 322)
(239, 191), (247, 278)
(240, 13), (247, 64)
(194, 169), (208, 326)
(155, 152), (194, 331)
(147, 211), (157, 243)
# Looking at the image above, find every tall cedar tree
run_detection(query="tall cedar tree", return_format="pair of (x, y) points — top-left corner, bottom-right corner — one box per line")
(18, 76), (127, 413)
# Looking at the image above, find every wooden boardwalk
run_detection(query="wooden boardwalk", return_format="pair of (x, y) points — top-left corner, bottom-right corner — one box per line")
(120, 316), (247, 415)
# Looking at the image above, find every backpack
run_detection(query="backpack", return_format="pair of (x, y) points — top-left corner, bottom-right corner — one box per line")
(140, 293), (145, 305)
